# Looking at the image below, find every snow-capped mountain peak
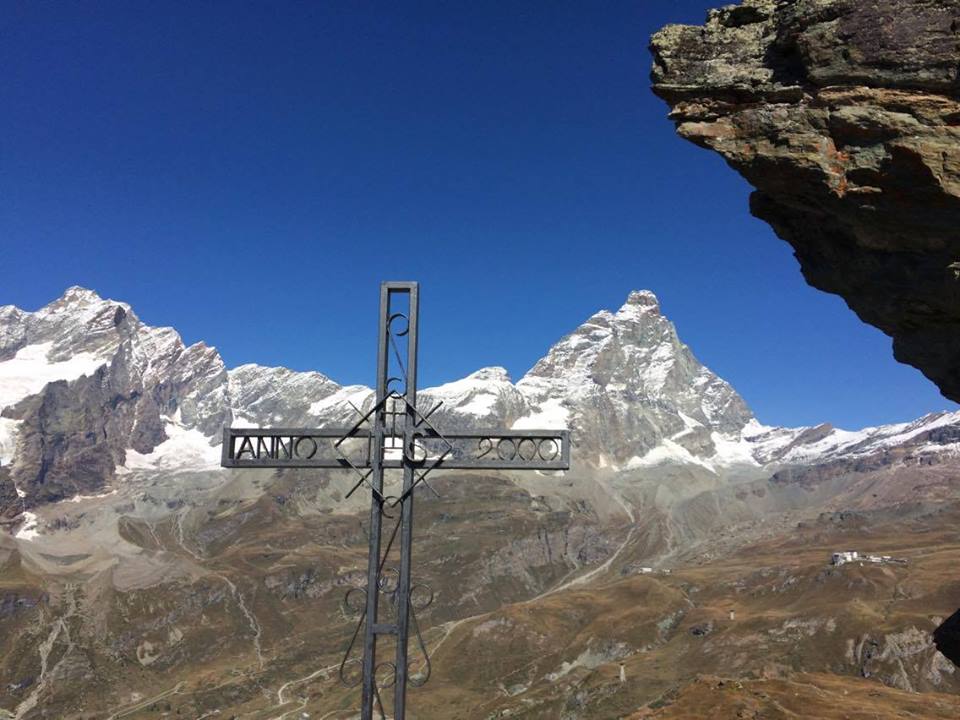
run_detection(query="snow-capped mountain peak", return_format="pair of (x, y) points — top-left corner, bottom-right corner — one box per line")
(419, 367), (525, 425)
(2, 286), (959, 519)
(515, 290), (753, 464)
(618, 288), (661, 314)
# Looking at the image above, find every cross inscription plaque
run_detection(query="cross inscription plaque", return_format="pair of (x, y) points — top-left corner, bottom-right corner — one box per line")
(221, 281), (570, 719)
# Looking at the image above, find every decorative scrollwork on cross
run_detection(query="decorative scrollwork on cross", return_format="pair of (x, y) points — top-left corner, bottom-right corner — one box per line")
(338, 483), (436, 718)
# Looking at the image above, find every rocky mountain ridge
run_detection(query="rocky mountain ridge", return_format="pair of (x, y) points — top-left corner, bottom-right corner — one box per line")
(1, 286), (958, 523)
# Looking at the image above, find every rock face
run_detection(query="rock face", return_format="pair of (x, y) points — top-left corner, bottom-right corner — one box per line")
(0, 288), (230, 513)
(650, 0), (960, 402)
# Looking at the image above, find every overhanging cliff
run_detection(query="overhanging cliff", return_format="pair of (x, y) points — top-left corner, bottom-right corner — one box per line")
(651, 0), (960, 401)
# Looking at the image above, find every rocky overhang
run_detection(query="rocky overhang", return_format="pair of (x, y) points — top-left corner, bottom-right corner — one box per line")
(650, 0), (960, 402)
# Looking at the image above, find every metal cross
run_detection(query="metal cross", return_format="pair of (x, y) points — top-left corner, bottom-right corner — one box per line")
(221, 281), (570, 719)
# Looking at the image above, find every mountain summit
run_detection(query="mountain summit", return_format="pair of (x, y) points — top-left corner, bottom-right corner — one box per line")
(518, 290), (752, 465)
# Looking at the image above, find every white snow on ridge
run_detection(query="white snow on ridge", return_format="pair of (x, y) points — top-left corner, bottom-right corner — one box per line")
(423, 368), (513, 418)
(15, 511), (39, 541)
(512, 397), (569, 430)
(0, 342), (108, 410)
(626, 439), (713, 471)
(739, 410), (960, 466)
(777, 427), (875, 464)
(454, 392), (498, 417)
(875, 410), (960, 445)
(308, 385), (373, 416)
(618, 409), (960, 474)
(122, 413), (220, 473)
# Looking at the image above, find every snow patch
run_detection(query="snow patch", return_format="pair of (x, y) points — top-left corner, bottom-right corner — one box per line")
(308, 385), (372, 416)
(679, 412), (704, 429)
(512, 398), (569, 430)
(0, 342), (107, 409)
(710, 431), (761, 468)
(626, 439), (715, 472)
(457, 394), (498, 416)
(64, 489), (118, 503)
(122, 416), (220, 472)
(15, 511), (40, 541)
(231, 412), (260, 428)
(637, 340), (676, 392)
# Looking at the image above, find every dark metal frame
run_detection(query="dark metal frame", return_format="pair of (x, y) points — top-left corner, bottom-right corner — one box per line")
(221, 428), (571, 471)
(220, 281), (570, 720)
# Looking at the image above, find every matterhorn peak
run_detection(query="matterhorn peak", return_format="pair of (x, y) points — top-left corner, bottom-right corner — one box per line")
(614, 290), (662, 323)
(516, 287), (754, 461)
(624, 289), (660, 308)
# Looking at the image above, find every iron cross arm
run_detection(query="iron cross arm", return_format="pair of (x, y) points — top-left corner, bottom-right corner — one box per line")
(220, 426), (571, 471)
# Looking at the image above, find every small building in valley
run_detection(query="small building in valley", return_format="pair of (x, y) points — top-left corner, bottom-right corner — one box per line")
(831, 551), (906, 567)
(831, 551), (859, 565)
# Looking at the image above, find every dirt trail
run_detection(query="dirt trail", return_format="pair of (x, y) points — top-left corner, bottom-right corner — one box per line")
(218, 573), (265, 669)
(105, 681), (185, 720)
(174, 508), (265, 668)
(532, 487), (636, 600)
(431, 482), (637, 660)
(267, 660), (340, 720)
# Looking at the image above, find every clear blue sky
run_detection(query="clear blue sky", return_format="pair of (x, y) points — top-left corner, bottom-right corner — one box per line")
(1, 1), (954, 429)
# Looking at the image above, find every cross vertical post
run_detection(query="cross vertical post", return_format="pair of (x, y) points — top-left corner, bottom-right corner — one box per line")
(393, 282), (418, 717)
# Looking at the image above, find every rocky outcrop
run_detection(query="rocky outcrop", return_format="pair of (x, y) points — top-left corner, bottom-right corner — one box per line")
(651, 0), (960, 402)
(0, 467), (19, 519)
(853, 627), (957, 691)
(8, 369), (126, 506)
